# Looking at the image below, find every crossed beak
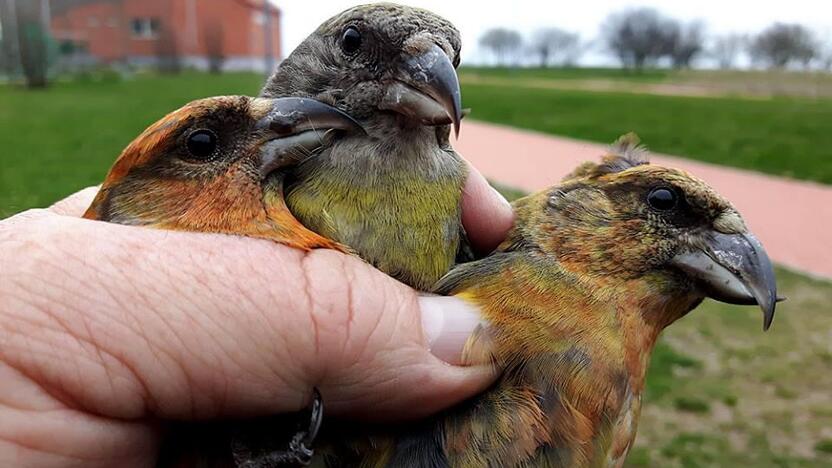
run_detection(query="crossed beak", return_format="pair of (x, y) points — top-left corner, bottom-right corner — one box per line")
(671, 231), (779, 331)
(379, 43), (463, 136)
(254, 97), (365, 179)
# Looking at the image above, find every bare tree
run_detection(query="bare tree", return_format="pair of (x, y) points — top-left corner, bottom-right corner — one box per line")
(667, 21), (705, 69)
(479, 28), (523, 66)
(711, 34), (745, 69)
(1, 0), (19, 75)
(818, 31), (832, 71)
(528, 27), (581, 67)
(154, 22), (181, 74)
(821, 48), (832, 71)
(204, 22), (224, 74)
(14, 0), (50, 87)
(601, 8), (676, 70)
(749, 23), (817, 69)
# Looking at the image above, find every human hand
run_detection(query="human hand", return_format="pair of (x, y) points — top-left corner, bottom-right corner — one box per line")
(0, 166), (513, 467)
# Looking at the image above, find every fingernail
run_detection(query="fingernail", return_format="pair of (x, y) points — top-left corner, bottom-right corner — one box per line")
(419, 295), (486, 365)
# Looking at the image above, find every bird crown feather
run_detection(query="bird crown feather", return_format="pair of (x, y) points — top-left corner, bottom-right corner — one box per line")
(563, 132), (650, 181)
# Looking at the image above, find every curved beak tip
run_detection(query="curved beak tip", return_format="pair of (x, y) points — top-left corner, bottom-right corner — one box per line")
(255, 98), (364, 178)
(382, 43), (463, 134)
(672, 232), (779, 332)
(762, 295), (787, 332)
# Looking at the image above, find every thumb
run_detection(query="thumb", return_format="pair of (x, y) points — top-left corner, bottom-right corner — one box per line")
(279, 250), (496, 421)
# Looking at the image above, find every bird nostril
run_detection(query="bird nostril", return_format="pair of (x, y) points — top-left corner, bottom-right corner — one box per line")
(269, 118), (295, 136)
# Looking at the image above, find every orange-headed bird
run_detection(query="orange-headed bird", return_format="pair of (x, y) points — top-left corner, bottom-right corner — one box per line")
(83, 95), (362, 252)
(82, 95), (364, 467)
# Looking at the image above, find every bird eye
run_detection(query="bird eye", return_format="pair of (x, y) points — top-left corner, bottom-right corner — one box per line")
(186, 129), (217, 159)
(647, 187), (678, 211)
(340, 26), (362, 55)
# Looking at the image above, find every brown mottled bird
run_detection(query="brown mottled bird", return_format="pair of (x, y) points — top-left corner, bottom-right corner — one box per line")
(262, 3), (470, 291)
(83, 95), (362, 251)
(307, 135), (778, 467)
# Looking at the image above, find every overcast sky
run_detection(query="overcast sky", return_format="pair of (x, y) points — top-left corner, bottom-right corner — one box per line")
(274, 0), (832, 65)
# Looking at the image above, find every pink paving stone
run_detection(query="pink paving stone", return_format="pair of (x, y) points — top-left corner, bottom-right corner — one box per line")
(454, 120), (832, 280)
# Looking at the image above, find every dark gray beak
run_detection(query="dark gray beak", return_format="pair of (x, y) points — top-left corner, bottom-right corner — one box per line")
(379, 43), (463, 136)
(671, 232), (778, 331)
(255, 97), (364, 179)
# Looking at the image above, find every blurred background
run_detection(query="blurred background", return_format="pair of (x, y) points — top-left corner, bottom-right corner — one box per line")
(1, 1), (830, 466)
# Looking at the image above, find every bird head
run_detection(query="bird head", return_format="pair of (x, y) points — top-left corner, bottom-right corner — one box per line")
(84, 95), (363, 231)
(512, 134), (779, 331)
(262, 3), (462, 137)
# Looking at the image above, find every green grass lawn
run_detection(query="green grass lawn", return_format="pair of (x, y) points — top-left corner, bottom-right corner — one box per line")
(460, 66), (673, 82)
(460, 67), (832, 99)
(462, 83), (832, 184)
(0, 72), (265, 217)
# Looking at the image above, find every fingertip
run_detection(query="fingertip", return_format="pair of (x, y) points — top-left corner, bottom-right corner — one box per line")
(326, 359), (498, 422)
(461, 161), (514, 254)
(409, 360), (497, 417)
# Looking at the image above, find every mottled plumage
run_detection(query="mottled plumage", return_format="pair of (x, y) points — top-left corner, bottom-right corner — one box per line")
(309, 135), (778, 467)
(262, 3), (469, 290)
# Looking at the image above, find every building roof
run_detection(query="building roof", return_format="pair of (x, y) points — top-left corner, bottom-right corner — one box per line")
(50, 0), (111, 16)
(235, 0), (280, 16)
(50, 0), (280, 16)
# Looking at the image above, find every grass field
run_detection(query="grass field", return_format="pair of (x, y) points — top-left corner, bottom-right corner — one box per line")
(460, 66), (832, 98)
(462, 83), (832, 184)
(460, 66), (673, 82)
(1, 71), (831, 466)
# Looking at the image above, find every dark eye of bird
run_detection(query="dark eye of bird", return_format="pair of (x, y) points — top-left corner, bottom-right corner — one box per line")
(647, 187), (677, 211)
(341, 26), (362, 55)
(186, 129), (217, 159)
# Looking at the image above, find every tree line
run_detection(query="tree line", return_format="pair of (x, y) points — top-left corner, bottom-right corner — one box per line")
(479, 7), (832, 71)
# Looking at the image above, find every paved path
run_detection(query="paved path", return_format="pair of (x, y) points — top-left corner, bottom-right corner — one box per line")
(454, 121), (832, 280)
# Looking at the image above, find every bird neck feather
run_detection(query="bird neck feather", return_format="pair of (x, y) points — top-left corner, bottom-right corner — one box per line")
(444, 250), (700, 464)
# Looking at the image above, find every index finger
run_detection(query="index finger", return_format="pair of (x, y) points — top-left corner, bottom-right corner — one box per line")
(48, 186), (100, 217)
(460, 160), (515, 255)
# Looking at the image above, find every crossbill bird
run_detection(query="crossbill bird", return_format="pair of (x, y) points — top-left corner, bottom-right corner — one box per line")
(83, 95), (362, 252)
(304, 135), (778, 467)
(81, 95), (364, 467)
(261, 3), (470, 290)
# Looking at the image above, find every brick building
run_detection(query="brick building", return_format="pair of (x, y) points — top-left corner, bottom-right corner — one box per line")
(50, 0), (281, 71)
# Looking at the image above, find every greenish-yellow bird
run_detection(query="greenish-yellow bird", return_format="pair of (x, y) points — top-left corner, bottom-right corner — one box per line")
(261, 3), (469, 291)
